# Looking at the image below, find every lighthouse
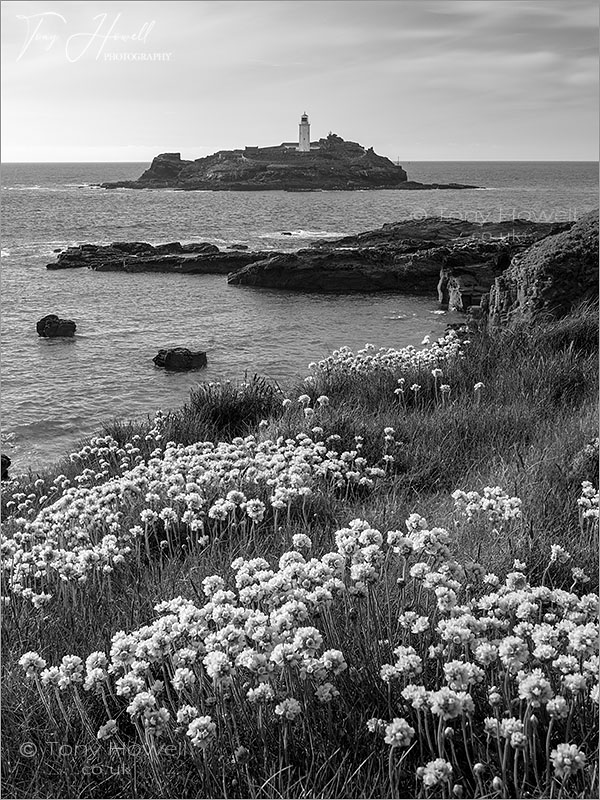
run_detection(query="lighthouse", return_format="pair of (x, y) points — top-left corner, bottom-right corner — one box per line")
(298, 112), (310, 152)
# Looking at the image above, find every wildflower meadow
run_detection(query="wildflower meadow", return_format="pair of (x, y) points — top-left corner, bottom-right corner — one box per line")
(2, 303), (598, 799)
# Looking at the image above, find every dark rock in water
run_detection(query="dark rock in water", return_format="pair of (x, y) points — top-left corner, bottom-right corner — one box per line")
(1, 453), (11, 481)
(110, 241), (156, 256)
(36, 314), (76, 337)
(227, 244), (248, 250)
(153, 348), (207, 371)
(152, 242), (220, 255)
(46, 242), (267, 274)
(180, 243), (220, 254)
(488, 210), (599, 324)
(281, 232), (292, 236)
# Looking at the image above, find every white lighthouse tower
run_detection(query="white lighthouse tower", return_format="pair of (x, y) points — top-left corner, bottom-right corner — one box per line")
(298, 112), (310, 152)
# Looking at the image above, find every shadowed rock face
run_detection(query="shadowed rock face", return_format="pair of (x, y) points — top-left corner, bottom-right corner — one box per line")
(488, 210), (599, 323)
(227, 218), (572, 294)
(99, 136), (477, 192)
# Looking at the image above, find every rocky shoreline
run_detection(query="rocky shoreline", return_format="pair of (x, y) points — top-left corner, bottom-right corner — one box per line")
(45, 212), (598, 322)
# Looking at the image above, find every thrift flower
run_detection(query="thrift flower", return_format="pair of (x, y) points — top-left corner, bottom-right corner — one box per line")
(187, 716), (216, 749)
(550, 743), (586, 778)
(384, 718), (415, 748)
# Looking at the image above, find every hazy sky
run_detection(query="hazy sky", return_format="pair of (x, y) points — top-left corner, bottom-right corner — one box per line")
(1, 0), (598, 161)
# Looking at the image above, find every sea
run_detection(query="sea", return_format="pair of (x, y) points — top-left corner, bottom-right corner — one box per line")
(1, 161), (598, 473)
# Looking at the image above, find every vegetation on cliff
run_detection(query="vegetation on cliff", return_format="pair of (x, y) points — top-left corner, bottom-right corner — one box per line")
(2, 300), (598, 799)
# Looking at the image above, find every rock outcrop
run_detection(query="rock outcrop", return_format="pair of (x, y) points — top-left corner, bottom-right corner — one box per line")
(227, 218), (572, 295)
(488, 210), (599, 324)
(100, 135), (477, 192)
(36, 314), (76, 337)
(153, 348), (207, 371)
(1, 453), (11, 481)
(44, 217), (580, 304)
(47, 242), (274, 274)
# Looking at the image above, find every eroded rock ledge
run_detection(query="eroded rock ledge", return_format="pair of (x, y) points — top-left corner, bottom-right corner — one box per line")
(226, 218), (572, 300)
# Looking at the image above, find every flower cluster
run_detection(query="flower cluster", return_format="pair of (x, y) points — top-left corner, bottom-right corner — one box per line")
(452, 486), (522, 525)
(2, 429), (389, 606)
(18, 484), (598, 798)
(308, 330), (465, 380)
(578, 480), (599, 521)
(368, 493), (597, 795)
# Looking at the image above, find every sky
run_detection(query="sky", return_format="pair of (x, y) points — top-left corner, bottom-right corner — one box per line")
(1, 0), (598, 162)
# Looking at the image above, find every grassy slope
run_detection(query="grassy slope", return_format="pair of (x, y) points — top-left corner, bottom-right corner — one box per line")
(1, 302), (598, 799)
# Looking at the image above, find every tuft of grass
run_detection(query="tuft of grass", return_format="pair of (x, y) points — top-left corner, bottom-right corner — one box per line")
(181, 374), (284, 440)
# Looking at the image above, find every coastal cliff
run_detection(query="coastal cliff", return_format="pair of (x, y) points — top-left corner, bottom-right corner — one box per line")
(100, 134), (477, 192)
(488, 210), (599, 323)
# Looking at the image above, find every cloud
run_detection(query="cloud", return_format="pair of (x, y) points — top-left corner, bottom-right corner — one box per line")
(1, 0), (597, 161)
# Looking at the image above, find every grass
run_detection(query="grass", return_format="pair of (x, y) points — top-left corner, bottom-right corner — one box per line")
(1, 301), (598, 799)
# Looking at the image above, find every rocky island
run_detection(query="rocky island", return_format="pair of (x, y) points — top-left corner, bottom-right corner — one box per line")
(101, 114), (478, 192)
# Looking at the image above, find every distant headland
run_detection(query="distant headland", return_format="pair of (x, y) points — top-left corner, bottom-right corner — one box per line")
(101, 112), (479, 192)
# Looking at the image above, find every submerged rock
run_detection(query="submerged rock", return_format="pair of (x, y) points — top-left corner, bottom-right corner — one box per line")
(36, 314), (76, 337)
(153, 348), (207, 371)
